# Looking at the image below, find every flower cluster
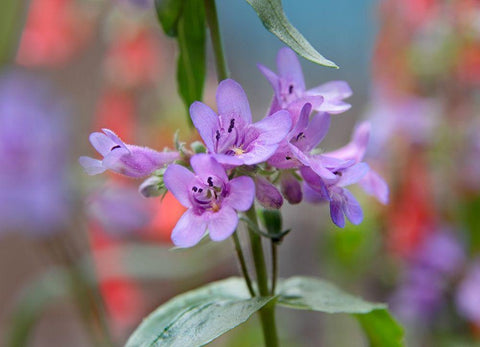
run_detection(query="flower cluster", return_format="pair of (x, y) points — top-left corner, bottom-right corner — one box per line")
(80, 48), (388, 247)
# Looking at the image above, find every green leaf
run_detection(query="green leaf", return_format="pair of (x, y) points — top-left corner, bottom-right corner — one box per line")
(244, 0), (338, 68)
(6, 269), (70, 347)
(176, 0), (206, 125)
(126, 277), (273, 347)
(154, 0), (183, 37)
(355, 310), (404, 347)
(0, 0), (25, 65)
(277, 277), (404, 347)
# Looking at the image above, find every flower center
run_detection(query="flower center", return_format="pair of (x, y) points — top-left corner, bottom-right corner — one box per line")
(232, 146), (245, 156)
(191, 176), (227, 214)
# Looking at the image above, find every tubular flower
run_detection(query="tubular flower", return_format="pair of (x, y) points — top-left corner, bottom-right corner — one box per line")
(301, 162), (369, 228)
(258, 47), (352, 118)
(325, 122), (389, 204)
(190, 79), (291, 166)
(164, 154), (255, 248)
(79, 129), (179, 178)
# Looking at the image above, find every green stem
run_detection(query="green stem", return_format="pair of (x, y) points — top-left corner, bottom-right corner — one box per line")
(232, 231), (256, 297)
(246, 206), (279, 347)
(204, 0), (229, 81)
(270, 240), (278, 295)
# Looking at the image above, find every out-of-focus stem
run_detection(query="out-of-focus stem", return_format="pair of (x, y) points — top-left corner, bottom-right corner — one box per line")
(204, 0), (229, 81)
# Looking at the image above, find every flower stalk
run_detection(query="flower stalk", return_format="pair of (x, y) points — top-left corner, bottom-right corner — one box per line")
(204, 0), (229, 81)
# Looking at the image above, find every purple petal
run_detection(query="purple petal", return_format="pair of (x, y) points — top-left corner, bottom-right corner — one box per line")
(337, 162), (369, 187)
(216, 79), (252, 123)
(211, 153), (243, 166)
(286, 96), (324, 124)
(277, 47), (305, 92)
(359, 169), (389, 204)
(307, 81), (352, 114)
(208, 206), (238, 241)
(164, 164), (195, 208)
(341, 188), (363, 225)
(325, 122), (370, 162)
(290, 103), (312, 137)
(240, 143), (278, 165)
(89, 132), (118, 156)
(300, 166), (330, 200)
(303, 182), (326, 203)
(254, 177), (283, 209)
(190, 102), (219, 152)
(225, 176), (255, 211)
(280, 173), (303, 204)
(257, 64), (281, 98)
(79, 156), (106, 175)
(307, 156), (337, 179)
(302, 112), (331, 151)
(330, 198), (345, 227)
(190, 154), (228, 182)
(252, 110), (292, 145)
(171, 209), (207, 247)
(102, 129), (128, 149)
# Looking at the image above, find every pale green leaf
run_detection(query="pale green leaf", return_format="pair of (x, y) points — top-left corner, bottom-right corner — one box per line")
(277, 276), (404, 347)
(244, 0), (338, 68)
(126, 277), (273, 347)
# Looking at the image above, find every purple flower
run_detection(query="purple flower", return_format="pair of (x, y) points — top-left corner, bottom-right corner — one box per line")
(164, 154), (255, 247)
(325, 122), (389, 204)
(254, 176), (283, 209)
(79, 129), (179, 178)
(0, 70), (70, 236)
(301, 162), (369, 227)
(258, 47), (352, 117)
(268, 103), (348, 180)
(190, 79), (291, 166)
(86, 183), (153, 236)
(456, 261), (480, 324)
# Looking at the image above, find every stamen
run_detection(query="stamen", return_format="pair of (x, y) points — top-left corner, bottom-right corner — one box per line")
(228, 118), (235, 133)
(198, 188), (203, 193)
(285, 156), (292, 160)
(289, 85), (294, 94)
(296, 132), (304, 141)
(192, 186), (198, 192)
(207, 177), (213, 187)
(111, 145), (121, 151)
(215, 130), (221, 141)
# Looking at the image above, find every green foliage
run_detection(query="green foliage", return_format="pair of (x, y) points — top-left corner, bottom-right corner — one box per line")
(176, 0), (206, 126)
(154, 0), (183, 37)
(461, 194), (480, 254)
(0, 0), (24, 65)
(5, 269), (70, 347)
(356, 309), (405, 347)
(277, 277), (404, 347)
(244, 0), (338, 68)
(126, 277), (274, 347)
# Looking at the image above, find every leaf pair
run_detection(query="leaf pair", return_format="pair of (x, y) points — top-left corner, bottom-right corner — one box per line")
(126, 276), (404, 346)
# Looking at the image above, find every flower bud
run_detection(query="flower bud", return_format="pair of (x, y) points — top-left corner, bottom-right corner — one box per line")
(280, 172), (302, 204)
(255, 177), (283, 209)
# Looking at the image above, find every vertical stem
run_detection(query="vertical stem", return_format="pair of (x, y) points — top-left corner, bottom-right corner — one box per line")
(232, 231), (256, 297)
(246, 206), (280, 347)
(204, 0), (229, 81)
(270, 241), (278, 295)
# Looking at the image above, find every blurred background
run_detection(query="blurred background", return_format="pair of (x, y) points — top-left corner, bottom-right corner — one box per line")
(0, 0), (480, 346)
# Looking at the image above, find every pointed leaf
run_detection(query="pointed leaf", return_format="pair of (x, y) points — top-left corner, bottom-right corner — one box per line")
(154, 0), (183, 37)
(6, 269), (70, 347)
(277, 276), (404, 347)
(176, 0), (206, 125)
(126, 277), (273, 347)
(244, 0), (338, 68)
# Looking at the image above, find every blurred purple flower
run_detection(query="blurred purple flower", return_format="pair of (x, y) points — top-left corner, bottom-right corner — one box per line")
(86, 183), (153, 236)
(258, 47), (352, 118)
(79, 128), (179, 178)
(456, 261), (480, 324)
(190, 79), (291, 166)
(0, 70), (70, 236)
(164, 154), (254, 248)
